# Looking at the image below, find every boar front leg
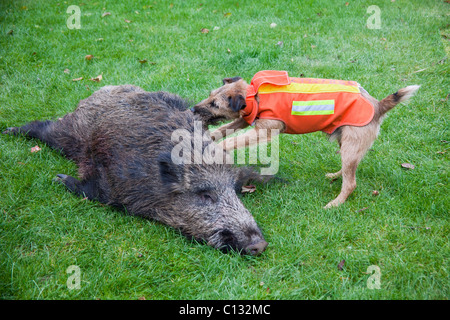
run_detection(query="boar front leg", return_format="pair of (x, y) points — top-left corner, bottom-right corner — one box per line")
(54, 174), (100, 201)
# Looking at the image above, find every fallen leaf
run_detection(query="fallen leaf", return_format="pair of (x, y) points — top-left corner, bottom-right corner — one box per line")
(401, 163), (415, 170)
(311, 45), (317, 49)
(96, 38), (104, 42)
(124, 19), (131, 23)
(64, 69), (70, 74)
(89, 74), (102, 82)
(338, 259), (345, 270)
(276, 41), (284, 47)
(241, 185), (256, 193)
(356, 206), (369, 213)
(138, 59), (148, 64)
(226, 48), (231, 53)
(101, 12), (111, 17)
(201, 28), (209, 33)
(372, 190), (379, 196)
(30, 145), (41, 153)
(138, 296), (146, 300)
(85, 54), (94, 60)
(345, 2), (349, 6)
(223, 12), (232, 18)
(411, 68), (427, 74)
(72, 77), (83, 81)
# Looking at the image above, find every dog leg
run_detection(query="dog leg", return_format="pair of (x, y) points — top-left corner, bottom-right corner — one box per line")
(218, 119), (283, 151)
(218, 127), (262, 150)
(324, 126), (376, 208)
(210, 117), (249, 141)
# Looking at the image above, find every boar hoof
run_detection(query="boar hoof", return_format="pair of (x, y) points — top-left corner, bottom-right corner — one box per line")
(54, 174), (81, 194)
(2, 127), (17, 135)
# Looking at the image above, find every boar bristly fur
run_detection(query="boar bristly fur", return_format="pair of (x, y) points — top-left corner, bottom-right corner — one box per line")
(4, 85), (268, 255)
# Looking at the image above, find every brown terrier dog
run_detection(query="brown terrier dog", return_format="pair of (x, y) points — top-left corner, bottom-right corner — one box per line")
(193, 71), (420, 208)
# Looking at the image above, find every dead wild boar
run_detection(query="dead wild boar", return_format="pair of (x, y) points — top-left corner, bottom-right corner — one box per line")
(3, 85), (268, 255)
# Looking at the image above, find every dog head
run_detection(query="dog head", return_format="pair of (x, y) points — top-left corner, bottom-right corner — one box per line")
(192, 77), (248, 126)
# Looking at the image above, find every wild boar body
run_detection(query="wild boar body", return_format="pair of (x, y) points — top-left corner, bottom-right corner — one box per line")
(5, 85), (267, 255)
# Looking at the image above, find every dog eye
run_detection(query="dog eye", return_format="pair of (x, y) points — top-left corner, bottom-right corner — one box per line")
(209, 101), (219, 109)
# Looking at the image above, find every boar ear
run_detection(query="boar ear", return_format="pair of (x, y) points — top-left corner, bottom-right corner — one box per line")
(228, 94), (246, 112)
(158, 152), (184, 192)
(222, 76), (242, 85)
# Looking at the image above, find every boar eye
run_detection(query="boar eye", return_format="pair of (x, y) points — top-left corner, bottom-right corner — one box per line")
(197, 190), (216, 203)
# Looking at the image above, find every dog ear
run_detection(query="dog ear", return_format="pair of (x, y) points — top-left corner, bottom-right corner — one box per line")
(228, 94), (246, 112)
(222, 77), (243, 85)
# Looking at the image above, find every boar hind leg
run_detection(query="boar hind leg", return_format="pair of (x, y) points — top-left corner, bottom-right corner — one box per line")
(4, 120), (61, 150)
(55, 174), (99, 200)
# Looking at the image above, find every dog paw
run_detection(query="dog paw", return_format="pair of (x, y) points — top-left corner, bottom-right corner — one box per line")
(324, 200), (340, 209)
(325, 171), (341, 179)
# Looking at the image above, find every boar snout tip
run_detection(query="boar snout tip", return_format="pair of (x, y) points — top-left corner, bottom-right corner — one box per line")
(245, 240), (268, 256)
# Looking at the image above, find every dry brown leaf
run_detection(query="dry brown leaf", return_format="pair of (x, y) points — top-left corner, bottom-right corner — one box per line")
(124, 19), (131, 23)
(201, 28), (209, 33)
(401, 163), (415, 170)
(139, 59), (148, 64)
(102, 12), (111, 17)
(30, 145), (41, 153)
(85, 54), (94, 60)
(372, 190), (379, 196)
(89, 74), (102, 82)
(241, 185), (256, 194)
(72, 77), (83, 81)
(64, 69), (70, 74)
(338, 259), (345, 270)
(223, 12), (232, 18)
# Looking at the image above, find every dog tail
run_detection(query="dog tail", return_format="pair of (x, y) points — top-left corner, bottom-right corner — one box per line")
(377, 85), (420, 117)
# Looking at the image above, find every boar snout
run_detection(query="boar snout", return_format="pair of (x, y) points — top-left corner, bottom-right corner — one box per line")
(245, 240), (268, 256)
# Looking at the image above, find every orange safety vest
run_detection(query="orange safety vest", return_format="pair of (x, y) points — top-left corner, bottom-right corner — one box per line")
(243, 70), (374, 134)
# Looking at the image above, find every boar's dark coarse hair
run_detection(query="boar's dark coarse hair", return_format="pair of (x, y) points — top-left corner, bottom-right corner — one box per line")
(4, 85), (268, 256)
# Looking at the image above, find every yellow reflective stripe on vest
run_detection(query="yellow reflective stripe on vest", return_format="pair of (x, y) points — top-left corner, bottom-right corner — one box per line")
(258, 82), (360, 94)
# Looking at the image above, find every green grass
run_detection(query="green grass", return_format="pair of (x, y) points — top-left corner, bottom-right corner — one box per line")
(0, 0), (448, 300)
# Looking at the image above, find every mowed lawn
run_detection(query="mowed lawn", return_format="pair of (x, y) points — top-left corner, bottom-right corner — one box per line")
(0, 0), (448, 300)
